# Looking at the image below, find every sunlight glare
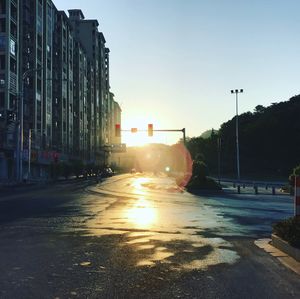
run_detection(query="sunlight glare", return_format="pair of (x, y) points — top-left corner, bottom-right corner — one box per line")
(132, 177), (150, 190)
(126, 197), (157, 228)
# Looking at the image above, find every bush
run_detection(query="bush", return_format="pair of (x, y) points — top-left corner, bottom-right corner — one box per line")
(192, 160), (209, 180)
(185, 160), (221, 191)
(273, 216), (300, 248)
(186, 176), (221, 191)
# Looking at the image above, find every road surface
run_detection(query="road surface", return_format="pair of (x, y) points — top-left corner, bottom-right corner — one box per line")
(0, 174), (299, 298)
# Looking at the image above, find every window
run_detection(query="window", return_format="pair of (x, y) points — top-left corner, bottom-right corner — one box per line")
(37, 48), (42, 61)
(0, 0), (6, 14)
(0, 55), (5, 69)
(0, 36), (6, 50)
(0, 92), (4, 108)
(37, 79), (41, 93)
(0, 19), (5, 33)
(37, 34), (42, 48)
(10, 39), (16, 56)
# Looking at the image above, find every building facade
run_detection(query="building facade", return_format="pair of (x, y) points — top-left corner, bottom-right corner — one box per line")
(0, 0), (20, 178)
(0, 2), (121, 180)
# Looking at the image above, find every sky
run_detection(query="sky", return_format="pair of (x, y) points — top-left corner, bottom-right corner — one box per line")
(57, 0), (300, 146)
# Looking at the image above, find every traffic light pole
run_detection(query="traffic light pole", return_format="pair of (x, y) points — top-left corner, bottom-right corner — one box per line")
(120, 128), (187, 145)
(152, 129), (186, 145)
(115, 124), (186, 145)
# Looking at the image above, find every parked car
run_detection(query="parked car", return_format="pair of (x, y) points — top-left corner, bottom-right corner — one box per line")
(101, 167), (114, 177)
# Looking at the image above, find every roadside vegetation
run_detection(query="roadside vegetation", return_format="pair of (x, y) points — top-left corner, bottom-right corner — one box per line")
(186, 94), (300, 179)
(186, 160), (221, 191)
(273, 216), (300, 248)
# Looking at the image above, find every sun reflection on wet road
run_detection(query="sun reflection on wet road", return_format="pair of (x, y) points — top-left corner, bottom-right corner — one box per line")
(125, 197), (157, 228)
(78, 174), (242, 270)
(131, 177), (150, 190)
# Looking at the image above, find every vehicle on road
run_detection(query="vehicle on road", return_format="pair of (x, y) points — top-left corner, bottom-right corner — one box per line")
(101, 167), (114, 177)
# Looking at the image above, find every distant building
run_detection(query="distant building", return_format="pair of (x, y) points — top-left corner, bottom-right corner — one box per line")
(0, 2), (121, 180)
(112, 94), (122, 145)
(109, 92), (122, 168)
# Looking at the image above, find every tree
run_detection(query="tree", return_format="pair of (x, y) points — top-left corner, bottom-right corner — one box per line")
(186, 94), (300, 179)
(192, 160), (208, 181)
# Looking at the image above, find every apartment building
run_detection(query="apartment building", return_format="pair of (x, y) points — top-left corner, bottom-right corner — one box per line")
(68, 9), (110, 165)
(0, 2), (121, 180)
(0, 0), (20, 178)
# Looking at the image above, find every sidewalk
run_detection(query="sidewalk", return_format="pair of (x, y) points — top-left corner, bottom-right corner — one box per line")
(255, 239), (300, 275)
(0, 176), (98, 198)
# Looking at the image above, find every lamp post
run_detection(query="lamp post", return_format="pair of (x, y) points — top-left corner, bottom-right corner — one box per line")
(17, 67), (43, 182)
(230, 89), (243, 182)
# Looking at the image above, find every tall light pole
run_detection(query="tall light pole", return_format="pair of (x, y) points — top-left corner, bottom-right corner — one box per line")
(17, 67), (43, 182)
(217, 137), (221, 184)
(231, 89), (243, 182)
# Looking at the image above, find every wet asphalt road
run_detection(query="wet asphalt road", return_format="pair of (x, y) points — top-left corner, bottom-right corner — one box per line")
(0, 174), (299, 299)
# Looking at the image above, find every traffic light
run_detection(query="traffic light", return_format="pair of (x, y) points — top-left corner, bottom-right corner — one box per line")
(115, 124), (121, 137)
(131, 128), (138, 133)
(148, 124), (153, 137)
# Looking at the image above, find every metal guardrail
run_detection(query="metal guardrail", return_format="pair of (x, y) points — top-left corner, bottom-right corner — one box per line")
(212, 177), (290, 195)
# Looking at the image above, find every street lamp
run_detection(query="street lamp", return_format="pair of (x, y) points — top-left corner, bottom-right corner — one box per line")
(17, 67), (43, 182)
(230, 89), (243, 182)
(217, 137), (222, 184)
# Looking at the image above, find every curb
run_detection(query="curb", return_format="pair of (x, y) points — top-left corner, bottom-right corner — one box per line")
(271, 234), (300, 262)
(255, 238), (300, 275)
